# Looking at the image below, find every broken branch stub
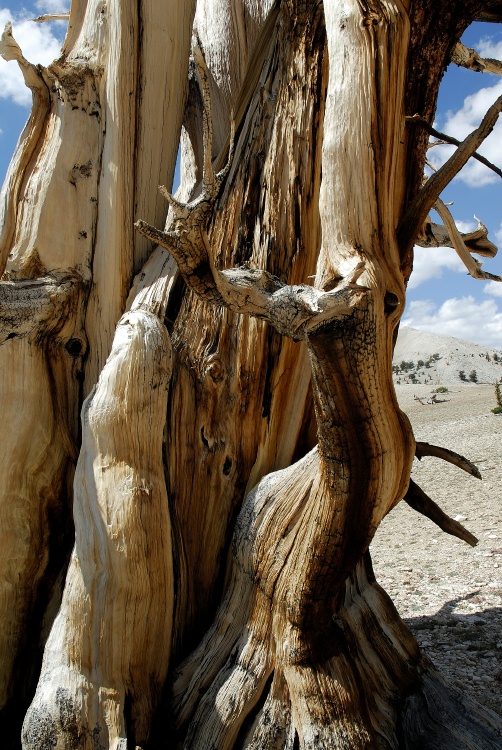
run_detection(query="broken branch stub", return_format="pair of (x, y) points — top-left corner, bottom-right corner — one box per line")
(434, 198), (502, 282)
(415, 216), (498, 258)
(415, 442), (482, 479)
(452, 40), (502, 76)
(405, 479), (478, 548)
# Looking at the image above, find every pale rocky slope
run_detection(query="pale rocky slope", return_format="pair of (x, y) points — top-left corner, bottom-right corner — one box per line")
(371, 384), (502, 720)
(393, 326), (502, 386)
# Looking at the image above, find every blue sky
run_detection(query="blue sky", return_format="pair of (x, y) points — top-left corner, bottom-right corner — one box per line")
(1, 4), (501, 348)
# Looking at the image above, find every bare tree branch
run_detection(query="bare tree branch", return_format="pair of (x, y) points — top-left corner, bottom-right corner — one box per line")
(413, 116), (502, 179)
(415, 442), (482, 479)
(415, 216), (498, 258)
(452, 40), (502, 76)
(398, 95), (502, 252)
(33, 14), (70, 23)
(405, 480), (478, 548)
(434, 198), (502, 282)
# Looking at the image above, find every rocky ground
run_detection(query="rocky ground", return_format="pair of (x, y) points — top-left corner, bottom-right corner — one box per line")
(371, 384), (502, 718)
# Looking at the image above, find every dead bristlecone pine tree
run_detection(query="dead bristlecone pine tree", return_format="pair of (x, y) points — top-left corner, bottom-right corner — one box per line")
(1, 1), (502, 748)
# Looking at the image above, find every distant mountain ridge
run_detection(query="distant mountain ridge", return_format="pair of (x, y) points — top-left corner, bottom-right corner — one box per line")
(393, 326), (502, 386)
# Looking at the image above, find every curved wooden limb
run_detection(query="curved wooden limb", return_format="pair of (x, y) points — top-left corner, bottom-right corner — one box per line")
(404, 479), (478, 548)
(398, 94), (502, 251)
(415, 441), (482, 479)
(136, 212), (369, 338)
(23, 308), (174, 750)
(452, 40), (502, 76)
(0, 21), (47, 92)
(434, 198), (502, 282)
(415, 216), (498, 258)
(136, 45), (368, 341)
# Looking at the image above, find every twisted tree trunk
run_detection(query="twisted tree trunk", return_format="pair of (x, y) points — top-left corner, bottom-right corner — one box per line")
(1, 0), (502, 748)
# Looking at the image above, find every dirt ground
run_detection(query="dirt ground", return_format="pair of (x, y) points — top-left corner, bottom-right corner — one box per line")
(371, 384), (502, 718)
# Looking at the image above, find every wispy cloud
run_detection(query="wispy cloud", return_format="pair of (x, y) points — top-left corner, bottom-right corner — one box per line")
(0, 7), (67, 107)
(403, 296), (502, 347)
(409, 246), (466, 290)
(476, 36), (502, 60)
(484, 280), (502, 298)
(496, 221), (502, 246)
(430, 79), (502, 187)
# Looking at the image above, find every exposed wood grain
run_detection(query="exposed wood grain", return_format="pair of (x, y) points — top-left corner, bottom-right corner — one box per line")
(1, 1), (502, 748)
(0, 1), (194, 742)
(23, 262), (175, 748)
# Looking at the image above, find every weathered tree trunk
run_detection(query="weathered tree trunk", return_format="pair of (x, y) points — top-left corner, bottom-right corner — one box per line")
(1, 0), (502, 748)
(0, 0), (195, 744)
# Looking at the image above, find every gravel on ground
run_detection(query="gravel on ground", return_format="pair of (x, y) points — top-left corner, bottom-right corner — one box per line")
(371, 384), (502, 718)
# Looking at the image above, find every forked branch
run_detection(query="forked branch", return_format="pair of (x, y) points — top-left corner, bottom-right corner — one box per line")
(415, 442), (482, 479)
(398, 95), (502, 251)
(136, 45), (369, 340)
(405, 480), (478, 547)
(417, 118), (502, 179)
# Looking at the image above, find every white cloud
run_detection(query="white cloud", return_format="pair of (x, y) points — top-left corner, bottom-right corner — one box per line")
(496, 221), (502, 246)
(0, 8), (66, 106)
(430, 79), (502, 187)
(35, 0), (70, 13)
(403, 296), (502, 347)
(455, 219), (478, 234)
(476, 36), (502, 61)
(484, 280), (502, 298)
(409, 245), (466, 290)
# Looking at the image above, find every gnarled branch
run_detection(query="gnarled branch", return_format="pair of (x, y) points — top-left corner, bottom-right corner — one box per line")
(136, 45), (369, 340)
(415, 442), (482, 479)
(415, 216), (498, 258)
(398, 95), (502, 252)
(434, 198), (502, 282)
(405, 479), (478, 547)
(452, 40), (502, 76)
